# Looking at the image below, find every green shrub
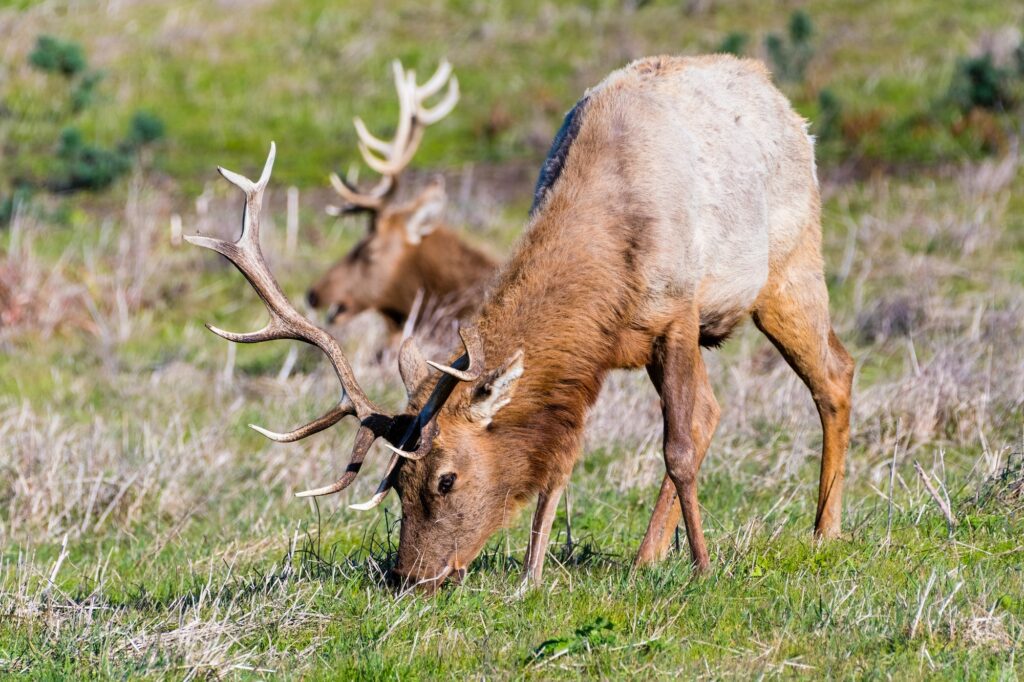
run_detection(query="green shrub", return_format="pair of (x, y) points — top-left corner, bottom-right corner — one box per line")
(51, 127), (130, 192)
(816, 88), (842, 140)
(70, 71), (104, 113)
(125, 111), (166, 149)
(947, 54), (1013, 112)
(717, 31), (749, 56)
(5, 35), (168, 209)
(28, 35), (87, 78)
(765, 10), (815, 82)
(788, 9), (813, 44)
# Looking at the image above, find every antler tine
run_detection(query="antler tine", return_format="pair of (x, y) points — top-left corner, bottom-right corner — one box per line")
(415, 76), (459, 126)
(249, 399), (356, 443)
(187, 143), (384, 424)
(328, 172), (387, 210)
(392, 61), (415, 156)
(295, 424), (378, 498)
(349, 453), (401, 510)
(379, 418), (438, 461)
(357, 125), (425, 177)
(426, 325), (485, 381)
(416, 59), (452, 99)
(356, 68), (423, 176)
(353, 116), (392, 156)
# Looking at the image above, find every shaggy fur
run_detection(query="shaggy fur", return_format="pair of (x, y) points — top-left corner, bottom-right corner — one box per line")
(531, 95), (590, 216)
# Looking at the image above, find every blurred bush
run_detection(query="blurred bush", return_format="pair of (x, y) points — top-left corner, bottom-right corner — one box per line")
(815, 88), (842, 141)
(947, 54), (1014, 112)
(28, 35), (86, 78)
(765, 10), (814, 82)
(1, 36), (166, 225)
(716, 31), (749, 57)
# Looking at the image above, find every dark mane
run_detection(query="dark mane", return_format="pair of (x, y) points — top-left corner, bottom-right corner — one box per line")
(530, 95), (590, 216)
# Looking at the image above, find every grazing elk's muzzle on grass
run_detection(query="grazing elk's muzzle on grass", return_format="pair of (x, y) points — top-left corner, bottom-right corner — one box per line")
(387, 350), (527, 591)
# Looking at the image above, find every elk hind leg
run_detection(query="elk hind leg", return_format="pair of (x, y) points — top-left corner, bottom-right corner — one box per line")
(752, 252), (854, 538)
(635, 376), (719, 567)
(647, 326), (716, 571)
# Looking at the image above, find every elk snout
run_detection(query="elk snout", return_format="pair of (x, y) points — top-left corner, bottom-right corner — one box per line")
(305, 288), (320, 308)
(386, 562), (457, 595)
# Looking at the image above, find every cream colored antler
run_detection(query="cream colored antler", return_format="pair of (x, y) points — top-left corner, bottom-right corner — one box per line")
(329, 59), (460, 212)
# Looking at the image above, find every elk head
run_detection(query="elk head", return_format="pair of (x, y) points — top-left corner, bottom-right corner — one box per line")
(387, 347), (529, 589)
(307, 179), (448, 327)
(307, 60), (459, 328)
(188, 143), (513, 593)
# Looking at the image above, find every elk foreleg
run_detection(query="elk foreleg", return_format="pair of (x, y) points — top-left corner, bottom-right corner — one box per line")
(522, 480), (567, 586)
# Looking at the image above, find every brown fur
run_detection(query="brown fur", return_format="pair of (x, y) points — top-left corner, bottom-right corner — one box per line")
(307, 183), (497, 333)
(388, 55), (854, 591)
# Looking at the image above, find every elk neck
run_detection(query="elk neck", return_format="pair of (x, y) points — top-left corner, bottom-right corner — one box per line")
(467, 181), (656, 485)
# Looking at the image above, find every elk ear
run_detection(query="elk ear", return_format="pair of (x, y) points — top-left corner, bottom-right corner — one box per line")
(399, 336), (429, 407)
(468, 349), (524, 426)
(404, 178), (446, 245)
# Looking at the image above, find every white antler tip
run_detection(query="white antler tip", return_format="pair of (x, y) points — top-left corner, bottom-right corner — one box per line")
(249, 423), (285, 441)
(258, 142), (276, 187)
(382, 440), (424, 460)
(349, 491), (389, 511)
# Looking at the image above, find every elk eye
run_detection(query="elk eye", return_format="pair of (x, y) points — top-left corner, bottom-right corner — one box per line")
(438, 472), (456, 495)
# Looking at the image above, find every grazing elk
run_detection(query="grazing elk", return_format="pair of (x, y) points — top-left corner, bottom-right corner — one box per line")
(306, 60), (496, 334)
(187, 55), (853, 592)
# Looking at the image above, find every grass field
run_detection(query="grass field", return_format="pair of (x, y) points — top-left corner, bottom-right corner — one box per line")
(2, 0), (1024, 679)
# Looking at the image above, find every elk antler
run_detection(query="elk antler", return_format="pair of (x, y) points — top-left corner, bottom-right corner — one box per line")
(329, 59), (460, 213)
(345, 330), (483, 509)
(188, 143), (483, 505)
(187, 143), (401, 498)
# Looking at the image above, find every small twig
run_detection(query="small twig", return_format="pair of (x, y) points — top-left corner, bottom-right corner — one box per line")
(563, 485), (574, 554)
(170, 213), (183, 246)
(277, 346), (298, 382)
(886, 420), (901, 546)
(909, 569), (936, 638)
(285, 186), (299, 256)
(43, 534), (70, 597)
(221, 342), (236, 385)
(914, 460), (957, 536)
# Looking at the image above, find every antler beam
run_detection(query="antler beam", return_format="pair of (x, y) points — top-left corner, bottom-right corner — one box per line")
(188, 143), (481, 506)
(185, 143), (414, 499)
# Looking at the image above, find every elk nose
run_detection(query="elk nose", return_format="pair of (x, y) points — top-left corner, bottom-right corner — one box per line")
(305, 289), (320, 308)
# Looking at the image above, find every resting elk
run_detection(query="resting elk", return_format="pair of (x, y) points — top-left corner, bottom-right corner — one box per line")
(187, 54), (854, 592)
(306, 60), (496, 334)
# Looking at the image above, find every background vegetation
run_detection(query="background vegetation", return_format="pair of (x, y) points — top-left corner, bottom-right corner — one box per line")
(1, 0), (1022, 678)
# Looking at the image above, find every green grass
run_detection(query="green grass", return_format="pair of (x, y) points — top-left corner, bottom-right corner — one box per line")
(1, 162), (1021, 677)
(1, 450), (1021, 678)
(2, 0), (1024, 678)
(2, 0), (1023, 193)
